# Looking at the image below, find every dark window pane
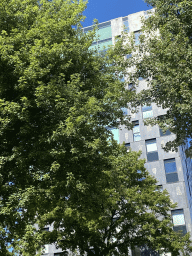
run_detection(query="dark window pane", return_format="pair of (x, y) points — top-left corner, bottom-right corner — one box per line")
(140, 247), (160, 256)
(145, 138), (156, 145)
(172, 209), (184, 216)
(128, 83), (135, 91)
(133, 121), (141, 141)
(157, 185), (163, 192)
(160, 128), (171, 136)
(132, 247), (141, 256)
(43, 227), (49, 232)
(133, 120), (139, 125)
(125, 143), (130, 151)
(166, 173), (179, 183)
(147, 152), (159, 162)
(164, 159), (177, 173)
(173, 225), (187, 236)
(54, 252), (68, 256)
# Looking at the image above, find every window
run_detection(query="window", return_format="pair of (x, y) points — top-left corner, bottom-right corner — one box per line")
(132, 247), (141, 256)
(128, 83), (135, 91)
(132, 246), (159, 256)
(42, 227), (49, 232)
(85, 22), (112, 52)
(171, 209), (187, 235)
(157, 185), (163, 192)
(54, 252), (68, 256)
(145, 139), (159, 162)
(133, 121), (141, 141)
(90, 37), (112, 52)
(164, 158), (179, 183)
(125, 143), (130, 152)
(144, 10), (152, 19)
(142, 105), (153, 119)
(97, 38), (113, 51)
(42, 244), (49, 254)
(97, 21), (112, 40)
(107, 127), (119, 143)
(123, 17), (129, 32)
(135, 31), (142, 45)
(159, 128), (171, 137)
(158, 116), (172, 136)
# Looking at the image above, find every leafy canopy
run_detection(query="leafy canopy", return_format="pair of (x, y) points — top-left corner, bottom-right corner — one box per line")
(0, 0), (191, 255)
(123, 0), (192, 157)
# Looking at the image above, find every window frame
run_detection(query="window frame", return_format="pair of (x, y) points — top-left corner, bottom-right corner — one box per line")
(125, 143), (130, 152)
(145, 139), (159, 162)
(142, 105), (153, 119)
(134, 30), (142, 45)
(164, 158), (179, 183)
(122, 16), (129, 32)
(133, 120), (141, 142)
(171, 209), (187, 235)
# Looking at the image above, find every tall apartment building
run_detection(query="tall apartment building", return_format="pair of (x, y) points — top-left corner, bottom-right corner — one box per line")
(41, 10), (192, 256)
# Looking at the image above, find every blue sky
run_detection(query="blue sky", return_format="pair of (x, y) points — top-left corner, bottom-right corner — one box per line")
(82, 0), (152, 27)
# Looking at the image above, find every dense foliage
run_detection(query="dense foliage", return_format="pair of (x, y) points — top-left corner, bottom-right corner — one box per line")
(124, 0), (192, 157)
(0, 0), (191, 255)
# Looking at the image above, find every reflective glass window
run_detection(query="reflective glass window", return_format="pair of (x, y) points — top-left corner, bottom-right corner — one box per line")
(125, 143), (130, 152)
(164, 158), (178, 183)
(159, 128), (171, 137)
(146, 140), (157, 152)
(96, 22), (112, 40)
(164, 159), (177, 173)
(123, 17), (129, 32)
(135, 31), (142, 45)
(142, 105), (153, 119)
(133, 121), (141, 142)
(145, 139), (159, 162)
(171, 209), (187, 235)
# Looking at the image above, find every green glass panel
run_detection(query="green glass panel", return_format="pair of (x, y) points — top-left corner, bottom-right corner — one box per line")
(96, 25), (112, 40)
(111, 128), (119, 143)
(89, 39), (112, 51)
(98, 39), (112, 50)
(89, 42), (98, 51)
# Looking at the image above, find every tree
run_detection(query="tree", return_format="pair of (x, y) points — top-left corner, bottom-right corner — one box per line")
(41, 148), (192, 256)
(123, 0), (192, 157)
(0, 0), (191, 255)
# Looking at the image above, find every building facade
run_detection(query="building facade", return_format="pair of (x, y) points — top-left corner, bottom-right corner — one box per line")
(41, 10), (192, 256)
